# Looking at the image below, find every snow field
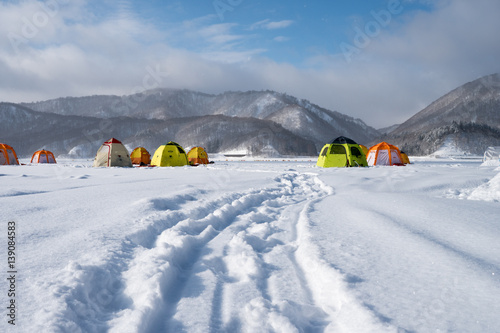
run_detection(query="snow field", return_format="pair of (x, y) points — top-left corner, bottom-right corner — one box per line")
(311, 163), (500, 332)
(1, 158), (499, 332)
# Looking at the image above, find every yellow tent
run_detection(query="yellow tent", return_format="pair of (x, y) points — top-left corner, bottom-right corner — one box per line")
(359, 144), (368, 156)
(316, 136), (368, 168)
(400, 151), (411, 164)
(131, 147), (151, 165)
(151, 141), (188, 167)
(187, 147), (209, 165)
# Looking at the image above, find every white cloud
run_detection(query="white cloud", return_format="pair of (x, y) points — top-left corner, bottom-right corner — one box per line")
(198, 22), (238, 38)
(265, 20), (294, 30)
(273, 36), (290, 42)
(201, 49), (267, 64)
(250, 19), (294, 30)
(197, 23), (245, 46)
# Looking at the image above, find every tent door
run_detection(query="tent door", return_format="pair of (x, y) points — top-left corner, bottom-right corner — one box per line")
(377, 150), (390, 165)
(94, 145), (110, 167)
(329, 145), (348, 167)
(349, 146), (365, 167)
(390, 149), (402, 165)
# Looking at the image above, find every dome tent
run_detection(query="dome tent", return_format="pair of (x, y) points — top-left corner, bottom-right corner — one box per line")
(400, 151), (411, 164)
(31, 150), (57, 164)
(0, 143), (19, 165)
(359, 144), (368, 156)
(316, 136), (368, 168)
(187, 146), (209, 165)
(366, 142), (404, 166)
(131, 147), (151, 165)
(482, 146), (500, 166)
(151, 141), (188, 167)
(93, 138), (133, 167)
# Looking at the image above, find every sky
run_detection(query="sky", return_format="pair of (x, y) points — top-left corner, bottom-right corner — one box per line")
(1, 0), (500, 128)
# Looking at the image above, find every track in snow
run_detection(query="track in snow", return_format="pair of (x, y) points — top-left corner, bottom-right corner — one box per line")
(39, 171), (395, 332)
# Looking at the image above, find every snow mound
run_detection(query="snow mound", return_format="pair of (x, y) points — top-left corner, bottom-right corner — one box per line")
(468, 169), (500, 202)
(430, 136), (469, 158)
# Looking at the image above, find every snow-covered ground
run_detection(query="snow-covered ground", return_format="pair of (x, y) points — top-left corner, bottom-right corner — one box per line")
(1, 156), (499, 332)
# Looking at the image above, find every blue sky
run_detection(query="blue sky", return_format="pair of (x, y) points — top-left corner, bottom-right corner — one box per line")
(1, 0), (499, 127)
(102, 0), (432, 66)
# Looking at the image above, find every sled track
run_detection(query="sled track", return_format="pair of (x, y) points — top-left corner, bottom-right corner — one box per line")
(39, 172), (395, 332)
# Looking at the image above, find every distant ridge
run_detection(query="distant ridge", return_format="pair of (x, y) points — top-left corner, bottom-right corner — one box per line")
(5, 89), (380, 157)
(381, 73), (500, 155)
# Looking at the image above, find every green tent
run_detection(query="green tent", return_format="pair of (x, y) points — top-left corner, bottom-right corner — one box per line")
(316, 136), (368, 168)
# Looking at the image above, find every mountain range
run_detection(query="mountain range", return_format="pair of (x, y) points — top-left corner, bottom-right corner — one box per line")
(1, 90), (378, 158)
(1, 73), (500, 158)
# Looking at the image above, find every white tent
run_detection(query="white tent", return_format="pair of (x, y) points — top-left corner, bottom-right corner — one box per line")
(482, 146), (500, 166)
(93, 138), (133, 167)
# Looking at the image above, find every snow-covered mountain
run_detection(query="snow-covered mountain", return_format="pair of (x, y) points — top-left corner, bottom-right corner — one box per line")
(6, 75), (500, 157)
(20, 89), (380, 154)
(382, 73), (500, 155)
(0, 102), (317, 158)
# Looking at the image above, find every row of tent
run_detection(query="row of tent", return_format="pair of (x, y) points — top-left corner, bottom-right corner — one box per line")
(316, 137), (410, 167)
(4, 138), (500, 168)
(0, 144), (56, 165)
(3, 137), (407, 168)
(3, 137), (409, 168)
(0, 140), (210, 167)
(93, 139), (210, 167)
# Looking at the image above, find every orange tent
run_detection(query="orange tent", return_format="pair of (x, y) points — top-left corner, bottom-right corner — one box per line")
(366, 142), (404, 166)
(0, 143), (19, 165)
(131, 147), (151, 165)
(31, 150), (57, 164)
(187, 147), (209, 165)
(359, 144), (369, 156)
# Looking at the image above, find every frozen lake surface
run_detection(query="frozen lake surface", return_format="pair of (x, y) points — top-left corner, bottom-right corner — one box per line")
(1, 156), (499, 332)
